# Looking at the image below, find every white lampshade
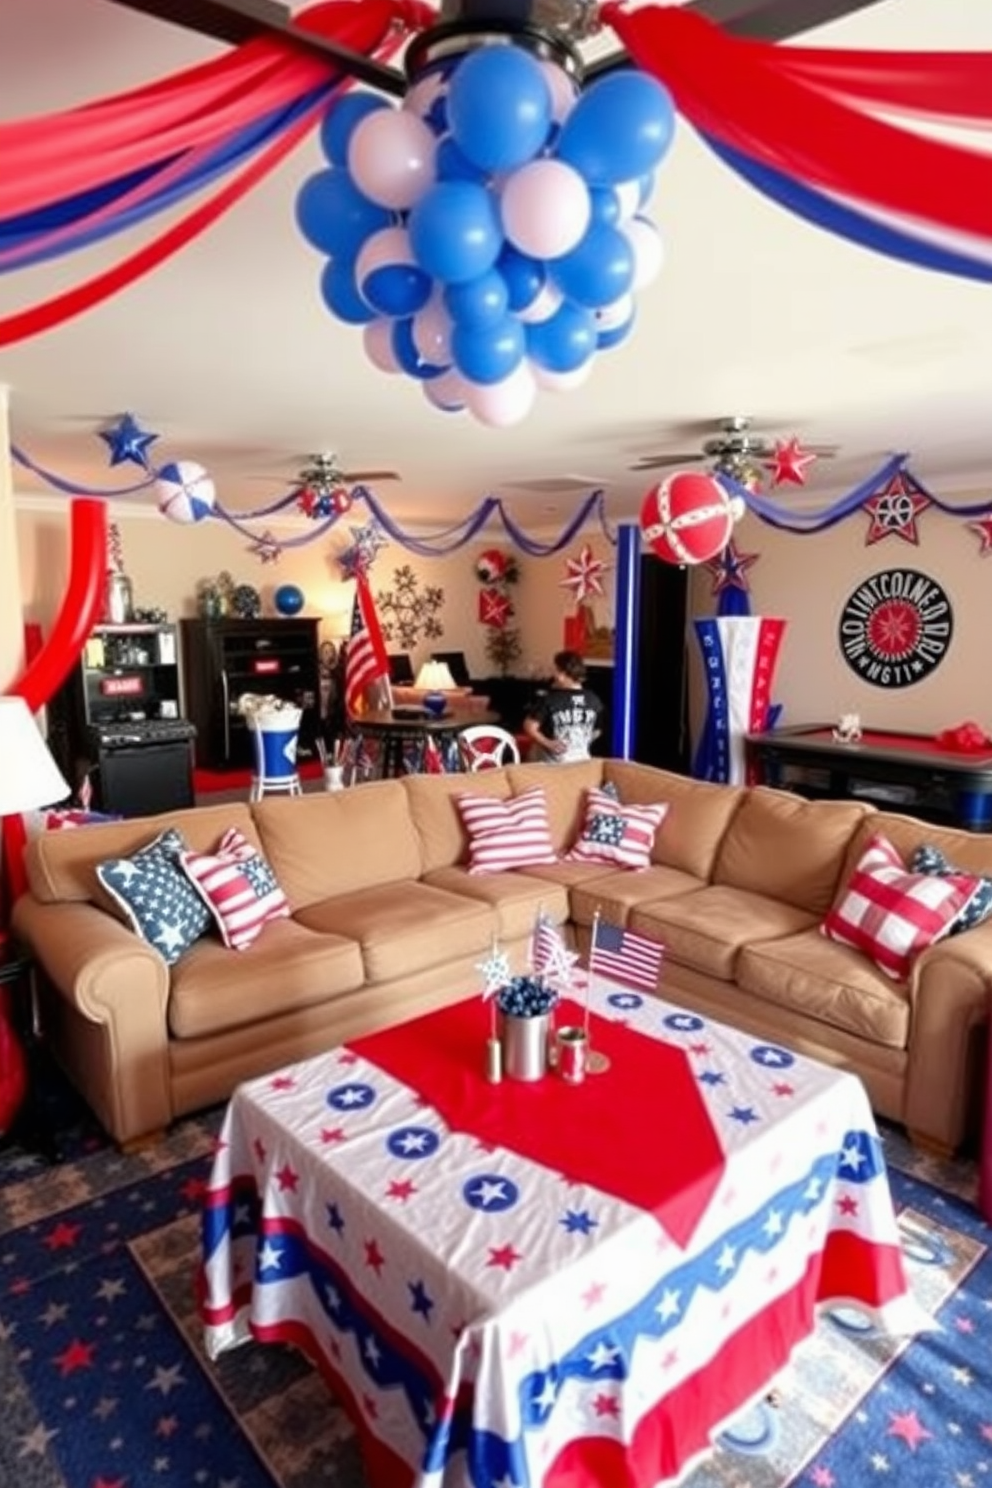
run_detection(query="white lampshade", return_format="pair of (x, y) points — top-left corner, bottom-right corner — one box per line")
(0, 696), (71, 815)
(414, 660), (457, 692)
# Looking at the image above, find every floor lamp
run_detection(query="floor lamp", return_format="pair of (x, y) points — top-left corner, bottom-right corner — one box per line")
(0, 696), (70, 1135)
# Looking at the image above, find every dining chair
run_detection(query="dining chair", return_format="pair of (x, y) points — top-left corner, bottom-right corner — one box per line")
(458, 725), (521, 771)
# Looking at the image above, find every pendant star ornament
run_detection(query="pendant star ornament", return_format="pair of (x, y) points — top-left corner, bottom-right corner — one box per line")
(99, 412), (160, 469)
(561, 543), (609, 603)
(764, 436), (818, 488)
(249, 530), (282, 563)
(705, 539), (759, 597)
(338, 519), (387, 579)
(966, 513), (992, 554)
(862, 471), (932, 546)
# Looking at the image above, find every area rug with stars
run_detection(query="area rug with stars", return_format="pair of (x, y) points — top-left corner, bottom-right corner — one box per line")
(0, 1062), (988, 1488)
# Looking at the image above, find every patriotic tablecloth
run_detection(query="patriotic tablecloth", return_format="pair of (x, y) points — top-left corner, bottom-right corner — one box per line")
(200, 978), (926, 1488)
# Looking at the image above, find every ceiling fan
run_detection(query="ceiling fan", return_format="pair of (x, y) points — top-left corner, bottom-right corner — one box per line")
(295, 451), (401, 487)
(629, 414), (838, 482)
(106, 0), (887, 98)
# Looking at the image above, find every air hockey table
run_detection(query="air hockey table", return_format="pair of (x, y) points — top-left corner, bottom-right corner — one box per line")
(744, 724), (992, 832)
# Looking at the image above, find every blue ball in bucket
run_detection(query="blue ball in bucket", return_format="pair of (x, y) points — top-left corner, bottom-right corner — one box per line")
(274, 584), (305, 616)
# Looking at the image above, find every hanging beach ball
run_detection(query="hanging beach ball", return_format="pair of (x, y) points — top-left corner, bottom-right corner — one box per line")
(156, 461), (216, 524)
(274, 583), (305, 616)
(640, 472), (735, 565)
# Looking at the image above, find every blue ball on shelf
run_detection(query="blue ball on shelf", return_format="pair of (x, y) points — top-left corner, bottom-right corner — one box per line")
(274, 584), (305, 617)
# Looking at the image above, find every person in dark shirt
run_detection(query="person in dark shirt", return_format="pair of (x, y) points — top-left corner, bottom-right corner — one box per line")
(523, 651), (603, 763)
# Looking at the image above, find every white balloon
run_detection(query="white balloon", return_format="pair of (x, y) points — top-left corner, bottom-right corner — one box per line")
(363, 318), (400, 373)
(531, 359), (594, 392)
(517, 280), (563, 325)
(614, 179), (641, 221)
(404, 70), (449, 123)
(348, 108), (438, 211)
(623, 215), (665, 291)
(538, 58), (578, 124)
(356, 224), (418, 285)
(595, 292), (635, 333)
(500, 160), (590, 260)
(424, 368), (469, 411)
(412, 291), (454, 365)
(464, 362), (537, 427)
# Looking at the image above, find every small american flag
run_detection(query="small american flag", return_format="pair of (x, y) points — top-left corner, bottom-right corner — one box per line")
(532, 916), (565, 978)
(591, 920), (663, 992)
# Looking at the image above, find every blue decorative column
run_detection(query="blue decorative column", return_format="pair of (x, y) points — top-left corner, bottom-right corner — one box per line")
(611, 522), (641, 760)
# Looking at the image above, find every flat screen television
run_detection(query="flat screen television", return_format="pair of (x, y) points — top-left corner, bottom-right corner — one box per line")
(431, 650), (471, 688)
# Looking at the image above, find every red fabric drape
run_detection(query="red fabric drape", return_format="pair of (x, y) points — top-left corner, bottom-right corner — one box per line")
(769, 47), (992, 121)
(603, 6), (992, 238)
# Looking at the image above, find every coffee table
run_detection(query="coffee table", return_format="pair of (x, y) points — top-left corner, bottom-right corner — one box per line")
(200, 976), (925, 1488)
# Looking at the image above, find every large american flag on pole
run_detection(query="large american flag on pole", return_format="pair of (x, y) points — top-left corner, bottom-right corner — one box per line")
(591, 919), (664, 991)
(344, 574), (390, 717)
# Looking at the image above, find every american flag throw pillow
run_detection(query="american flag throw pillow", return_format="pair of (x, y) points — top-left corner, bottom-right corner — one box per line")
(180, 827), (290, 952)
(565, 787), (668, 870)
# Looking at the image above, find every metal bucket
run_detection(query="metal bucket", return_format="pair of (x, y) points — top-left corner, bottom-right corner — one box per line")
(500, 1012), (549, 1081)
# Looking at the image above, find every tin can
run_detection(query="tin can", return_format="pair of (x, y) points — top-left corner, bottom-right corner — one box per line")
(556, 1025), (588, 1085)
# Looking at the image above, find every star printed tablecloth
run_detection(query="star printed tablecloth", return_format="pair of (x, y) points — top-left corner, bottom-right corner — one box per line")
(200, 979), (927, 1488)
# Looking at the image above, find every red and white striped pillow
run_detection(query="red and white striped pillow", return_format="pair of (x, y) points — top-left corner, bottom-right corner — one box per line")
(180, 827), (290, 951)
(821, 832), (978, 981)
(565, 787), (668, 870)
(456, 787), (558, 875)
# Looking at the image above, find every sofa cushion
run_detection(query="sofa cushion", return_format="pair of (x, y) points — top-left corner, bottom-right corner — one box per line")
(602, 762), (743, 881)
(95, 828), (212, 965)
(910, 843), (992, 935)
(506, 759), (604, 852)
(180, 827), (290, 951)
(713, 788), (870, 916)
(736, 927), (910, 1050)
(565, 786), (669, 869)
(570, 864), (706, 929)
(403, 770), (512, 874)
(822, 833), (974, 981)
(423, 866), (569, 940)
(629, 885), (818, 981)
(168, 917), (365, 1040)
(456, 787), (558, 874)
(251, 782), (423, 908)
(293, 881), (496, 983)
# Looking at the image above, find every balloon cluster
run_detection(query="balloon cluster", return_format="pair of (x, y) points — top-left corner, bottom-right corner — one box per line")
(296, 50), (675, 427)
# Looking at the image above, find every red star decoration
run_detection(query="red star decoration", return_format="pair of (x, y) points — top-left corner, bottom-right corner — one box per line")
(582, 1280), (606, 1307)
(967, 513), (992, 554)
(487, 1243), (523, 1271)
(887, 1409), (933, 1450)
(252, 1137), (266, 1163)
(296, 485), (318, 517)
(364, 1238), (386, 1275)
(275, 1163), (299, 1192)
(54, 1338), (97, 1375)
(270, 1074), (295, 1090)
(386, 1179), (417, 1203)
(561, 543), (609, 604)
(705, 539), (759, 597)
(765, 436), (818, 487)
(837, 1194), (858, 1216)
(43, 1221), (82, 1251)
(593, 1392), (621, 1417)
(156, 1417), (179, 1438)
(179, 1176), (207, 1203)
(771, 1082), (795, 1098)
(320, 1126), (347, 1145)
(862, 472), (932, 545)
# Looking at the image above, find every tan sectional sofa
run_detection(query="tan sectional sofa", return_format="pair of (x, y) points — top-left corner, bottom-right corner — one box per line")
(12, 758), (992, 1156)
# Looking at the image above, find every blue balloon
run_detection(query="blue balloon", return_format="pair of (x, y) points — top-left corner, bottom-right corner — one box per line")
(436, 137), (487, 184)
(557, 73), (675, 185)
(588, 187), (622, 228)
(446, 48), (553, 172)
(452, 315), (525, 385)
(496, 244), (546, 313)
(596, 300), (636, 350)
(360, 260), (432, 319)
(274, 584), (305, 616)
(444, 270), (509, 330)
(550, 223), (635, 308)
(392, 318), (447, 381)
(408, 181), (503, 285)
(526, 302), (598, 373)
(320, 258), (376, 325)
(295, 170), (391, 260)
(320, 92), (389, 166)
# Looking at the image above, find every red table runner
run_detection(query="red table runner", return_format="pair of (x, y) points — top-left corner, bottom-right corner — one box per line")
(350, 997), (725, 1249)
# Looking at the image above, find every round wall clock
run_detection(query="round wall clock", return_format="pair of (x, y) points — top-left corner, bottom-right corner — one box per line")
(838, 568), (953, 688)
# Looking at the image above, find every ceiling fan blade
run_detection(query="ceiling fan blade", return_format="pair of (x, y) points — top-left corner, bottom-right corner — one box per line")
(629, 454), (705, 471)
(106, 0), (407, 96)
(343, 469), (401, 482)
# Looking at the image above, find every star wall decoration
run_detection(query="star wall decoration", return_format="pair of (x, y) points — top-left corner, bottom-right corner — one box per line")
(764, 437), (818, 488)
(99, 412), (160, 469)
(561, 543), (609, 604)
(862, 471), (933, 546)
(338, 518), (387, 579)
(376, 565), (445, 647)
(705, 539), (760, 597)
(966, 514), (992, 555)
(249, 530), (282, 563)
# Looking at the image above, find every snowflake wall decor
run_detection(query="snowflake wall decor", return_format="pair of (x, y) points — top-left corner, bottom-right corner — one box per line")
(376, 565), (445, 648)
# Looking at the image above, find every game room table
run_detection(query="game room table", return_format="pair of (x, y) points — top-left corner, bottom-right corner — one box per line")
(354, 707), (501, 778)
(745, 723), (992, 830)
(200, 977), (926, 1488)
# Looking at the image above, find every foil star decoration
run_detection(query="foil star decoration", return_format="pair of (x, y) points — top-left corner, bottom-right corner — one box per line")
(764, 436), (818, 488)
(249, 530), (282, 563)
(479, 588), (513, 628)
(477, 944), (512, 1001)
(966, 513), (992, 554)
(561, 543), (609, 604)
(705, 539), (760, 597)
(99, 412), (160, 469)
(338, 518), (387, 579)
(862, 471), (933, 546)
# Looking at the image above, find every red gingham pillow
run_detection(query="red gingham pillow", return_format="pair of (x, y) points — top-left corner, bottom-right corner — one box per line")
(821, 832), (978, 981)
(456, 787), (558, 875)
(179, 826), (290, 951)
(565, 787), (669, 870)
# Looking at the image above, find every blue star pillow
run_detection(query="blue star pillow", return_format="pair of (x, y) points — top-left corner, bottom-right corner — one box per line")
(97, 828), (212, 964)
(910, 843), (992, 935)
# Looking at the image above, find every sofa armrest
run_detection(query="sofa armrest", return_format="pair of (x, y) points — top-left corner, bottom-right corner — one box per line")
(904, 923), (992, 1151)
(11, 895), (173, 1146)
